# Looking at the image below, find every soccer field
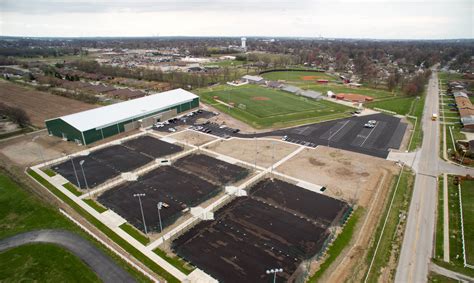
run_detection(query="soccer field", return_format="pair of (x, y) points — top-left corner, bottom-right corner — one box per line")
(198, 84), (351, 128)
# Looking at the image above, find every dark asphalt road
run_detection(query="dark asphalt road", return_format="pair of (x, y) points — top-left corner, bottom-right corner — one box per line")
(0, 230), (136, 283)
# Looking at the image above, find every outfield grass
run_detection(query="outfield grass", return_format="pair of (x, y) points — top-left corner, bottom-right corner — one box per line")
(306, 83), (397, 101)
(27, 169), (178, 282)
(367, 97), (417, 115)
(0, 243), (101, 282)
(364, 168), (415, 283)
(261, 70), (336, 83)
(198, 84), (351, 128)
(84, 199), (108, 213)
(119, 223), (150, 245)
(0, 172), (150, 282)
(205, 60), (245, 67)
(308, 208), (362, 282)
(460, 179), (474, 265)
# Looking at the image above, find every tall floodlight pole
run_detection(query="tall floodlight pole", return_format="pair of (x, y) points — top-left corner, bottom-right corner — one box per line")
(79, 160), (89, 190)
(157, 202), (163, 233)
(266, 268), (283, 283)
(133, 193), (147, 234)
(70, 156), (81, 189)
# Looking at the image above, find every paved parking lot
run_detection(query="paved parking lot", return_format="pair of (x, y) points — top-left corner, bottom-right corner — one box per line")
(198, 113), (406, 159)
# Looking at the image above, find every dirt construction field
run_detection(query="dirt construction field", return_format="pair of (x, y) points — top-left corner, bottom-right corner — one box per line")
(205, 138), (299, 168)
(276, 146), (398, 207)
(0, 80), (95, 128)
(167, 130), (216, 146)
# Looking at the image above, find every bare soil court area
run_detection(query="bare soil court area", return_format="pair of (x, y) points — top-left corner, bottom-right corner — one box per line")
(172, 178), (350, 283)
(98, 154), (250, 232)
(205, 138), (299, 168)
(0, 80), (95, 128)
(277, 146), (398, 207)
(51, 135), (182, 188)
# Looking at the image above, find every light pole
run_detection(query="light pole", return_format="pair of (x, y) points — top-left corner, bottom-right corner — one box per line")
(133, 193), (147, 234)
(69, 156), (81, 189)
(266, 268), (283, 283)
(32, 136), (45, 164)
(79, 160), (89, 190)
(157, 202), (163, 233)
(271, 141), (275, 176)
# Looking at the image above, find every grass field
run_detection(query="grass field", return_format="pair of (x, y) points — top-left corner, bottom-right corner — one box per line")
(120, 223), (150, 245)
(460, 179), (474, 265)
(261, 71), (336, 83)
(84, 199), (108, 213)
(308, 208), (362, 282)
(0, 243), (101, 282)
(435, 175), (444, 260)
(0, 172), (150, 282)
(27, 169), (179, 282)
(427, 271), (458, 283)
(198, 84), (351, 128)
(363, 168), (415, 282)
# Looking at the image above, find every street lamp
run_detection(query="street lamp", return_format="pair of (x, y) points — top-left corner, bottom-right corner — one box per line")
(69, 156), (81, 189)
(157, 202), (163, 233)
(254, 133), (258, 169)
(79, 160), (89, 190)
(266, 268), (283, 283)
(133, 193), (147, 234)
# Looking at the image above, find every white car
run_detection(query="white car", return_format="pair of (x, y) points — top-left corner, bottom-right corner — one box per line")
(168, 127), (176, 132)
(364, 123), (375, 128)
(368, 120), (377, 125)
(163, 121), (170, 125)
(282, 135), (289, 141)
(219, 125), (227, 129)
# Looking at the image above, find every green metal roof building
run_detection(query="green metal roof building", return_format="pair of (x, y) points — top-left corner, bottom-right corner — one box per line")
(45, 88), (199, 145)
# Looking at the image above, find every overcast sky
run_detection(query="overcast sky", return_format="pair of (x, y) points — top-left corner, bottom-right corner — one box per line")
(0, 0), (472, 39)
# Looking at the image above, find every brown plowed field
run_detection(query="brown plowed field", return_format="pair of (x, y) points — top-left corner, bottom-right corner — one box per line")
(0, 80), (96, 128)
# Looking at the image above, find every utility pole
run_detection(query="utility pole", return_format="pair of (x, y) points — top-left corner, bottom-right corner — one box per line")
(70, 156), (81, 189)
(79, 160), (89, 190)
(266, 268), (283, 283)
(157, 202), (163, 233)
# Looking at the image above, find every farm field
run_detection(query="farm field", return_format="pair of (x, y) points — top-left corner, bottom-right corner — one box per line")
(0, 80), (96, 128)
(198, 84), (351, 128)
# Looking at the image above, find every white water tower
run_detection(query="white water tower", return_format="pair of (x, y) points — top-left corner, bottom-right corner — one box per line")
(241, 37), (247, 50)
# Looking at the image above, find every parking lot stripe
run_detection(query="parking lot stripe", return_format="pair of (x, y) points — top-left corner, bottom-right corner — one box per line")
(328, 120), (350, 141)
(360, 123), (379, 147)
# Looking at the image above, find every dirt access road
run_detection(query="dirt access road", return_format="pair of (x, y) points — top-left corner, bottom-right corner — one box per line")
(0, 80), (95, 128)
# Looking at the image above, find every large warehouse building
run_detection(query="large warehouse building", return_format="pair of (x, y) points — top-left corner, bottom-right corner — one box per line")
(45, 88), (199, 145)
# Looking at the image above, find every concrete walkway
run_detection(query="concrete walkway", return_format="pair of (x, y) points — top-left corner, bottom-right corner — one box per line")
(0, 230), (136, 283)
(430, 262), (474, 282)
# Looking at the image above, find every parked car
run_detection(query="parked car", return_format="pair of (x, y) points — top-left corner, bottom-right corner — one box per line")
(282, 135), (288, 141)
(364, 123), (375, 128)
(168, 127), (176, 132)
(232, 129), (240, 133)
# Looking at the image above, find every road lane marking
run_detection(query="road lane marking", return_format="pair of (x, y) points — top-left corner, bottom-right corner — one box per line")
(360, 123), (379, 147)
(328, 120), (350, 140)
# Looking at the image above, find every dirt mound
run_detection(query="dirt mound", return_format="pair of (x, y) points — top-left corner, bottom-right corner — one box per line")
(301, 76), (321, 81)
(252, 96), (270, 101)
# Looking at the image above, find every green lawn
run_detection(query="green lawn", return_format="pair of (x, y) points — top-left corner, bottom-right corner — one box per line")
(447, 176), (464, 268)
(308, 208), (362, 282)
(42, 168), (56, 177)
(0, 243), (101, 283)
(63, 182), (83, 197)
(84, 199), (108, 213)
(367, 97), (417, 115)
(154, 249), (195, 275)
(460, 179), (474, 265)
(198, 84), (351, 128)
(0, 172), (150, 282)
(428, 271), (458, 283)
(205, 60), (245, 67)
(435, 175), (444, 260)
(261, 71), (336, 83)
(119, 223), (150, 245)
(27, 169), (178, 282)
(364, 168), (415, 283)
